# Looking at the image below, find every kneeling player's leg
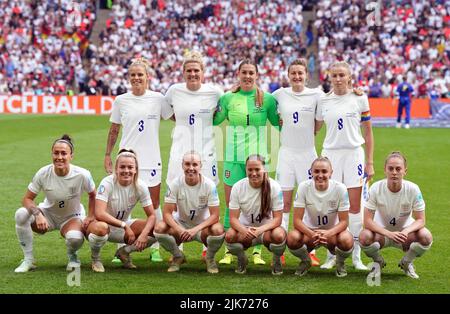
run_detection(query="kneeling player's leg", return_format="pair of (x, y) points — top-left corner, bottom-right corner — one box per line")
(360, 229), (385, 265)
(148, 184), (163, 262)
(14, 208), (37, 272)
(205, 223), (225, 259)
(15, 207), (35, 262)
(154, 221), (183, 258)
(402, 227), (433, 264)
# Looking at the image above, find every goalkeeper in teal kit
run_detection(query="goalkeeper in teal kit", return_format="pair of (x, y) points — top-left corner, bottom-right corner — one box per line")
(213, 59), (280, 265)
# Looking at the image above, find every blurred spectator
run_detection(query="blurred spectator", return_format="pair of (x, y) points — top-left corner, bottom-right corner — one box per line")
(85, 0), (308, 95)
(0, 0), (96, 95)
(315, 0), (449, 99)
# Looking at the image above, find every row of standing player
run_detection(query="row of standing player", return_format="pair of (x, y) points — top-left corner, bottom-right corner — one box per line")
(14, 53), (432, 277)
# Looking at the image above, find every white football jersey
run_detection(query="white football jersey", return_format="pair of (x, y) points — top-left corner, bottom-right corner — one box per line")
(229, 178), (284, 227)
(96, 175), (152, 222)
(294, 179), (349, 229)
(110, 90), (172, 170)
(365, 179), (425, 231)
(317, 92), (370, 149)
(273, 87), (323, 151)
(28, 164), (95, 220)
(165, 174), (220, 226)
(165, 83), (223, 161)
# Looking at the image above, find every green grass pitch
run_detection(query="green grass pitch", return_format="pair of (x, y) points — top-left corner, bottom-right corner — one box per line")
(0, 114), (449, 293)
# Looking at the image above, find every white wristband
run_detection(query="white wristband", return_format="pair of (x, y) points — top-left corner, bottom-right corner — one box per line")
(120, 221), (126, 229)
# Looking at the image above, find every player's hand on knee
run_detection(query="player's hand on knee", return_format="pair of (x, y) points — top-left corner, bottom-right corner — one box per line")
(134, 235), (147, 251)
(36, 214), (49, 232)
(124, 227), (135, 245)
(82, 215), (95, 230)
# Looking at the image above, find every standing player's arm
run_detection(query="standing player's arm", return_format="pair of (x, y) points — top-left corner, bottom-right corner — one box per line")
(314, 120), (323, 136)
(162, 202), (185, 235)
(266, 98), (280, 129)
(402, 210), (425, 236)
(104, 123), (121, 174)
(134, 204), (157, 251)
(361, 120), (374, 180)
(22, 189), (48, 232)
(213, 99), (228, 126)
(82, 190), (97, 230)
(293, 206), (316, 241)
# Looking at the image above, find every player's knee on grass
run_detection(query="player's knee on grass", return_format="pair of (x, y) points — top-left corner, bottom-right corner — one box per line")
(65, 230), (84, 250)
(15, 207), (33, 226)
(287, 230), (302, 249)
(89, 221), (109, 237)
(209, 223), (225, 236)
(417, 228), (433, 246)
(154, 221), (169, 234)
(270, 227), (286, 244)
(359, 229), (375, 246)
(224, 229), (237, 243)
(337, 231), (354, 251)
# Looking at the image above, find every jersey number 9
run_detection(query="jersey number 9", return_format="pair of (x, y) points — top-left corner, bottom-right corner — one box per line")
(293, 111), (299, 124)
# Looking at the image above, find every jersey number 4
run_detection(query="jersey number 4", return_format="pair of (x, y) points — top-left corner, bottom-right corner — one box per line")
(389, 218), (396, 226)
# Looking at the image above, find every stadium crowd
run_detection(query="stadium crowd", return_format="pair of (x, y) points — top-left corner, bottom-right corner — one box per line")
(0, 0), (96, 95)
(315, 0), (449, 98)
(84, 0), (308, 95)
(0, 0), (448, 99)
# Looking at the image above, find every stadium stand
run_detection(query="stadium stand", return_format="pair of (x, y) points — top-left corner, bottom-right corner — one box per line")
(315, 0), (449, 98)
(0, 0), (448, 99)
(0, 0), (96, 95)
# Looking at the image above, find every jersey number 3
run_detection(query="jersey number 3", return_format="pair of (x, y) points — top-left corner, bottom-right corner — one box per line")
(138, 120), (144, 132)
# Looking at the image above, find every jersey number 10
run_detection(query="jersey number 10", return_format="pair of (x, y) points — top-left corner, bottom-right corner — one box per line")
(317, 215), (328, 226)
